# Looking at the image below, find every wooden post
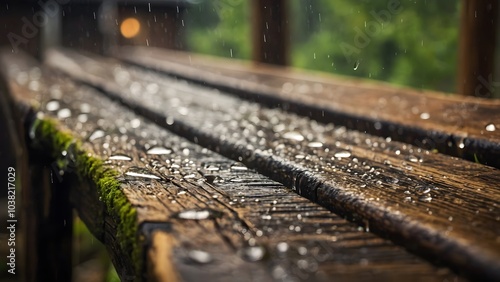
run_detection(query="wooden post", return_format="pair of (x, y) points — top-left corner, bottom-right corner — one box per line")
(0, 1), (41, 58)
(457, 0), (498, 98)
(251, 0), (289, 66)
(23, 158), (73, 282)
(61, 2), (104, 54)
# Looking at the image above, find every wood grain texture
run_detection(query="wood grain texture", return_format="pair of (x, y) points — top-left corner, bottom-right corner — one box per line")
(0, 51), (463, 281)
(45, 49), (500, 280)
(147, 231), (180, 282)
(113, 47), (500, 168)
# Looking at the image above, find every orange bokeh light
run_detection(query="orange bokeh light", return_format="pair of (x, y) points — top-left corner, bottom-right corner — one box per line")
(120, 18), (141, 39)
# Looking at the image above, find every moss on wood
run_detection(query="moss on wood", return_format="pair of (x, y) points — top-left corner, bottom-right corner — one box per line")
(31, 116), (140, 277)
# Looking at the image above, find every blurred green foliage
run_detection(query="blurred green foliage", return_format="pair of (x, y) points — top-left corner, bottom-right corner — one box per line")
(73, 216), (119, 282)
(185, 0), (460, 93)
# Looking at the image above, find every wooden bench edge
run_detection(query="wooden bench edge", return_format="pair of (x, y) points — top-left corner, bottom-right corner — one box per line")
(28, 114), (143, 280)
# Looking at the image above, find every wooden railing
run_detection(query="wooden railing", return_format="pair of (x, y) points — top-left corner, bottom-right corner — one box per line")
(1, 47), (499, 281)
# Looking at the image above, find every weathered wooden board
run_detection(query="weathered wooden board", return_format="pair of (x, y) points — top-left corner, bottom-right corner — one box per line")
(113, 47), (500, 168)
(0, 52), (463, 281)
(46, 49), (500, 280)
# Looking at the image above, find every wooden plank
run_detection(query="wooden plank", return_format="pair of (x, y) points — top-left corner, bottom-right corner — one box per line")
(46, 49), (500, 280)
(114, 47), (500, 169)
(458, 0), (498, 98)
(0, 51), (462, 281)
(251, 0), (289, 65)
(22, 155), (73, 282)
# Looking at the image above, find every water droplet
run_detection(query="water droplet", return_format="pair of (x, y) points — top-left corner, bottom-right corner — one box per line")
(175, 209), (219, 220)
(125, 171), (161, 180)
(147, 146), (172, 155)
(15, 72), (29, 85)
(29, 81), (40, 91)
(416, 184), (432, 194)
(240, 245), (266, 262)
(89, 130), (105, 141)
(57, 108), (71, 119)
(353, 60), (360, 70)
(231, 163), (248, 171)
(205, 165), (220, 171)
(204, 175), (223, 184)
(283, 131), (304, 142)
(187, 250), (213, 264)
(178, 107), (189, 116)
(384, 177), (399, 184)
(407, 155), (420, 163)
(276, 242), (289, 253)
(46, 100), (60, 111)
(307, 142), (323, 148)
(109, 155), (132, 161)
(80, 103), (91, 113)
(130, 118), (141, 128)
(485, 123), (496, 132)
(183, 174), (196, 179)
(458, 139), (465, 149)
(297, 246), (308, 255)
(77, 114), (88, 123)
(281, 82), (294, 93)
(146, 83), (159, 94)
(272, 266), (287, 280)
(166, 116), (175, 125)
(418, 195), (432, 203)
(334, 151), (351, 158)
(420, 112), (430, 120)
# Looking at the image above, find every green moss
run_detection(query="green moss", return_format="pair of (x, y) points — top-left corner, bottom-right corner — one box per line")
(473, 153), (481, 164)
(31, 117), (141, 277)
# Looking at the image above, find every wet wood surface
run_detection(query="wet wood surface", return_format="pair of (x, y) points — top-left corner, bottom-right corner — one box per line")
(0, 52), (466, 281)
(44, 49), (500, 281)
(113, 47), (500, 169)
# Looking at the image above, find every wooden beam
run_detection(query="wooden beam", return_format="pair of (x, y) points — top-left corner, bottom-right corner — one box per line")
(458, 0), (498, 98)
(251, 0), (289, 65)
(22, 158), (73, 282)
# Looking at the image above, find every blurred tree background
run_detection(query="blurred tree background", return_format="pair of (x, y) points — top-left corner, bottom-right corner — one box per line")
(184, 0), (461, 93)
